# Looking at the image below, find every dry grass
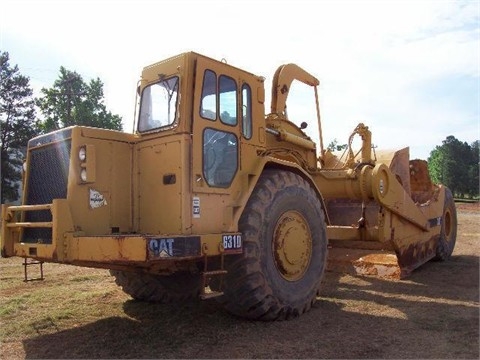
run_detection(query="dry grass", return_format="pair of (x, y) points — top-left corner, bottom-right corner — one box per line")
(1, 205), (478, 359)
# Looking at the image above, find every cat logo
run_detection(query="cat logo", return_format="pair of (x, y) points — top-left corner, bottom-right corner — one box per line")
(148, 238), (174, 257)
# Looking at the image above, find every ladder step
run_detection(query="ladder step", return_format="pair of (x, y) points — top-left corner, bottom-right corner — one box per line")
(200, 291), (224, 300)
(202, 270), (227, 277)
(200, 255), (227, 300)
(23, 258), (45, 282)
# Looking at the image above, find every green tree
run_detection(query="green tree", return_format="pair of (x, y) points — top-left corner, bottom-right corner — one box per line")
(428, 135), (479, 198)
(0, 51), (39, 203)
(36, 67), (122, 132)
(327, 138), (347, 152)
(467, 140), (479, 197)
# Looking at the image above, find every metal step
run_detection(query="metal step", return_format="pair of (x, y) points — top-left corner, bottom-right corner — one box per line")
(200, 269), (227, 300)
(200, 289), (224, 300)
(203, 270), (227, 276)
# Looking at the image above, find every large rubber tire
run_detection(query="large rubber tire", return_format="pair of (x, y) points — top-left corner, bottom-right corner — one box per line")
(221, 169), (328, 320)
(110, 270), (202, 303)
(434, 188), (457, 261)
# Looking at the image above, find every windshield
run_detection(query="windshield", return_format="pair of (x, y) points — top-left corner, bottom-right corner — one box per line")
(138, 76), (179, 132)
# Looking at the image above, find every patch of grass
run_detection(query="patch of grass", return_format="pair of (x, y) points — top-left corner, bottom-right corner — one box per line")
(0, 294), (31, 316)
(0, 258), (127, 342)
(70, 275), (101, 282)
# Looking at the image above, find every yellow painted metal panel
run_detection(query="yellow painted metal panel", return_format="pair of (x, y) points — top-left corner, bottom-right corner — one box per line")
(69, 236), (146, 262)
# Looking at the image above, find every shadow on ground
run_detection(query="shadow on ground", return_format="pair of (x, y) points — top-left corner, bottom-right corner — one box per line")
(22, 254), (479, 359)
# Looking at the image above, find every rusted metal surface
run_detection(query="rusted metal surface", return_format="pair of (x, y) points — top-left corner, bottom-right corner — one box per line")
(393, 235), (438, 278)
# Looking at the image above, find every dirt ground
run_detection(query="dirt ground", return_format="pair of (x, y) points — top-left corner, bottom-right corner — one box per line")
(1, 203), (478, 359)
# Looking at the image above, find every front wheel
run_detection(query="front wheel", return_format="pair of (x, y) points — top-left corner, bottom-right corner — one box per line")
(221, 169), (328, 320)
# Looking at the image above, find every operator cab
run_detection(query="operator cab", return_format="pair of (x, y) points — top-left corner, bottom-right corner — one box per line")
(134, 52), (266, 235)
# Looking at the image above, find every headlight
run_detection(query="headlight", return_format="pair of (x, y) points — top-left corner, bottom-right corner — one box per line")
(78, 144), (95, 183)
(22, 161), (27, 172)
(79, 147), (87, 161)
(80, 169), (88, 182)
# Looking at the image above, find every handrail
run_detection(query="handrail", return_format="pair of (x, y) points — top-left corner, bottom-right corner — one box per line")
(8, 204), (52, 212)
(7, 222), (53, 228)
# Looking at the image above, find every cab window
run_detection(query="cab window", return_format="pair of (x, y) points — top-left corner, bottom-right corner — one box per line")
(200, 70), (238, 126)
(242, 84), (252, 139)
(138, 76), (179, 132)
(200, 70), (217, 120)
(219, 75), (237, 125)
(203, 128), (238, 187)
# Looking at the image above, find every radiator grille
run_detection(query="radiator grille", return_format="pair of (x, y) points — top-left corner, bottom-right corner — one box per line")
(23, 140), (71, 243)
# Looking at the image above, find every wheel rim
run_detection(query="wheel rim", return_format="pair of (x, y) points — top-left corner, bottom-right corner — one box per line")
(272, 210), (312, 282)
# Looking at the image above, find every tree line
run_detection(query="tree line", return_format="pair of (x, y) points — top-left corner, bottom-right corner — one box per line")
(1, 51), (122, 203)
(428, 136), (479, 199)
(1, 51), (479, 203)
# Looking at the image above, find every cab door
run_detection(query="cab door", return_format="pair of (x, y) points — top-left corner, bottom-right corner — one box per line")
(191, 56), (249, 234)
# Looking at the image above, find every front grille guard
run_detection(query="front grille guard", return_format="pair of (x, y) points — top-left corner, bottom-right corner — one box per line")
(1, 200), (75, 260)
(23, 139), (71, 244)
(5, 204), (53, 229)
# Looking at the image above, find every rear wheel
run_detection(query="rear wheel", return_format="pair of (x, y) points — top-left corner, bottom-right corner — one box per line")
(110, 270), (202, 303)
(435, 187), (457, 261)
(221, 169), (328, 320)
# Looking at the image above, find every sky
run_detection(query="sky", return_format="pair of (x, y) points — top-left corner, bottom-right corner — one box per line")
(1, 0), (479, 160)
